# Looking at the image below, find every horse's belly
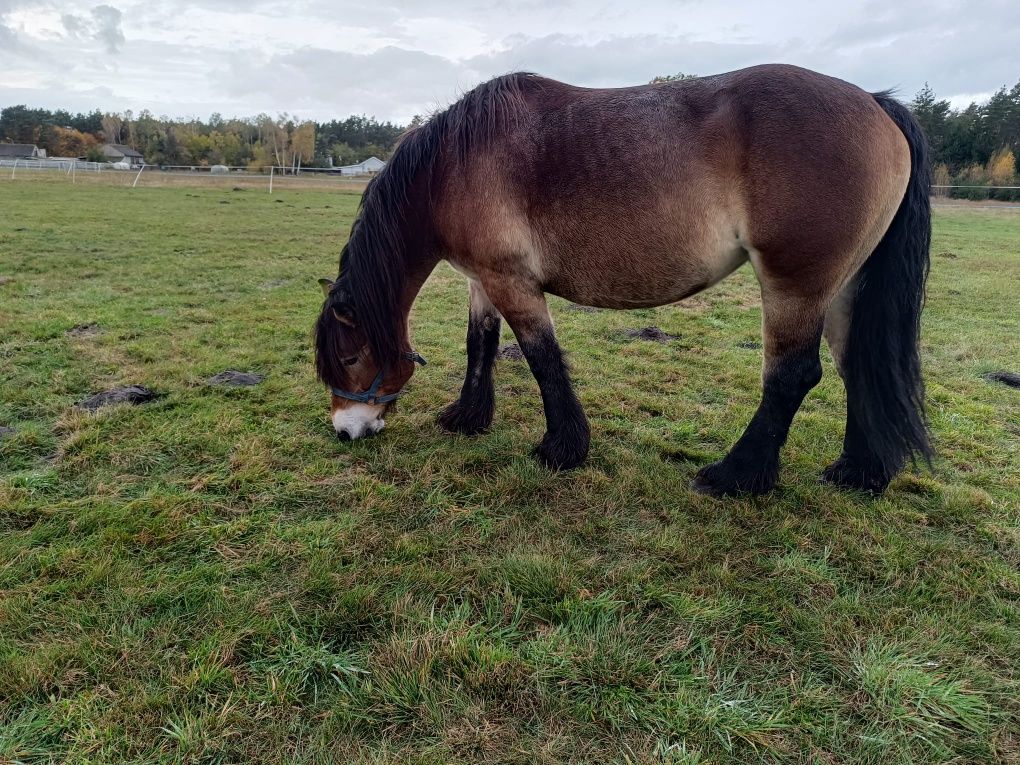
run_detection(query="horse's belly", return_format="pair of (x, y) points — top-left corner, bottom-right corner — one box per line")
(543, 227), (747, 309)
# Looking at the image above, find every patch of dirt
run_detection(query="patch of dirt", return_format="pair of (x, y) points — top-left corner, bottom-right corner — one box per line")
(232, 186), (245, 191)
(738, 340), (762, 349)
(0, 276), (12, 286)
(625, 326), (678, 344)
(78, 386), (158, 410)
(260, 279), (289, 290)
(498, 343), (525, 361)
(566, 304), (599, 313)
(66, 323), (101, 338)
(207, 370), (265, 387)
(0, 425), (15, 440)
(983, 371), (1020, 389)
(936, 251), (958, 259)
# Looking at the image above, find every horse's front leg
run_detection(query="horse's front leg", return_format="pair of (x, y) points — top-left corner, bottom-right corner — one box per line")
(437, 280), (502, 435)
(483, 282), (590, 470)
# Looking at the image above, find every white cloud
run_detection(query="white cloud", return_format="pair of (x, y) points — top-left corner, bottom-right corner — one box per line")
(0, 0), (1017, 121)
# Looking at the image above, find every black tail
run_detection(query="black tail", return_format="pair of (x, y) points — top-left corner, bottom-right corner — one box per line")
(843, 93), (933, 475)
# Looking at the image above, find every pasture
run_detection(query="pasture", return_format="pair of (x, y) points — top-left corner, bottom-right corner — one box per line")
(1, 178), (1018, 764)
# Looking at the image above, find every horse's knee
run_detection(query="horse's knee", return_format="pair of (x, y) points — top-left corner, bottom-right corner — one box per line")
(764, 346), (823, 404)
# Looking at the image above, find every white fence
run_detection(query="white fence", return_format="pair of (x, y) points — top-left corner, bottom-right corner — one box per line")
(2, 157), (107, 174)
(0, 157), (376, 192)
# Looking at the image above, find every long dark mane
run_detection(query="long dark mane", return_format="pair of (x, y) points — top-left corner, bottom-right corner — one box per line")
(315, 72), (539, 388)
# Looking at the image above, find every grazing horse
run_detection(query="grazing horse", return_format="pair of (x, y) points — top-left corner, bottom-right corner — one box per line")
(316, 64), (932, 496)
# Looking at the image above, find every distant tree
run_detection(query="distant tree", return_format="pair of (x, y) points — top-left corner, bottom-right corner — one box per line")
(47, 126), (98, 157)
(907, 80), (1020, 195)
(983, 84), (1020, 171)
(314, 115), (404, 161)
(650, 72), (698, 84)
(101, 113), (123, 144)
(910, 83), (952, 158)
(291, 122), (316, 168)
(0, 105), (44, 143)
(2, 102), (408, 168)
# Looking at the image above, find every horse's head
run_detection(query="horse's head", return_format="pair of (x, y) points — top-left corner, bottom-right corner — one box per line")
(314, 278), (425, 441)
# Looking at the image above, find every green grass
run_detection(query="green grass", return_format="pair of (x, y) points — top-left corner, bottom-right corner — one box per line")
(1, 178), (1018, 764)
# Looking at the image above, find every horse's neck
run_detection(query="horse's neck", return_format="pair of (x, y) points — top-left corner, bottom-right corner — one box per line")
(352, 167), (440, 337)
(348, 234), (438, 344)
(396, 251), (440, 324)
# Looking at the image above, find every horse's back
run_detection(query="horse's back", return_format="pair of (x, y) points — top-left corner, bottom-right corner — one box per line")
(439, 65), (910, 308)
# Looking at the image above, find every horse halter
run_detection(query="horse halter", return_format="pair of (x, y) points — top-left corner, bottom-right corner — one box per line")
(330, 350), (427, 406)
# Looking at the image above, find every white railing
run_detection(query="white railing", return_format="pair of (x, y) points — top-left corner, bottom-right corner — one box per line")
(1, 157), (106, 172)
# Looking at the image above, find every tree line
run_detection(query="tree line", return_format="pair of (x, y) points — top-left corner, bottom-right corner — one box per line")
(0, 106), (406, 169)
(910, 82), (1020, 199)
(2, 78), (1019, 195)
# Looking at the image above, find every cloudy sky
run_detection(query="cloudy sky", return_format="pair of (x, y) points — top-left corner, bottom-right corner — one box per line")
(1, 0), (1017, 124)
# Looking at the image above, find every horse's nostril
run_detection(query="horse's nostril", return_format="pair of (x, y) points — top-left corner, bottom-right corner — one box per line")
(337, 430), (351, 442)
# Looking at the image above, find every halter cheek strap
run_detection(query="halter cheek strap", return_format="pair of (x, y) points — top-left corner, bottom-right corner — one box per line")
(330, 351), (427, 406)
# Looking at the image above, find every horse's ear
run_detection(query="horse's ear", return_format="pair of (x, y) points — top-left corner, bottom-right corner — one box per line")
(318, 278), (333, 297)
(332, 302), (356, 327)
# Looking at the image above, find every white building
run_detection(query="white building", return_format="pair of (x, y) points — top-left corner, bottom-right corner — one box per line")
(337, 156), (385, 176)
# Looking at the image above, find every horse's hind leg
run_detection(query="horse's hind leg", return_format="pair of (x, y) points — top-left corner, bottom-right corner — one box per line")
(693, 290), (825, 496)
(438, 280), (502, 435)
(821, 278), (895, 493)
(480, 282), (590, 470)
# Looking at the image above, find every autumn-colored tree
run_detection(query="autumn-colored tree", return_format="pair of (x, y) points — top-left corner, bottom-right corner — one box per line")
(291, 122), (315, 169)
(987, 147), (1016, 184)
(47, 126), (98, 157)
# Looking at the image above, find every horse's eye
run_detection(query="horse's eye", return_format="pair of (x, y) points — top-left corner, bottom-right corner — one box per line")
(341, 355), (360, 366)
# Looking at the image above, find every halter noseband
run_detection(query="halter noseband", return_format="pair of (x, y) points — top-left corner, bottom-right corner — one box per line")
(330, 350), (427, 406)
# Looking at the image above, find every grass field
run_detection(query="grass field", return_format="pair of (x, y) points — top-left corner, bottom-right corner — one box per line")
(1, 178), (1018, 764)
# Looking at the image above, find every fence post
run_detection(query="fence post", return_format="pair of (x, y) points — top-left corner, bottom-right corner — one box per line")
(269, 165), (274, 194)
(132, 164), (144, 188)
(10, 159), (16, 180)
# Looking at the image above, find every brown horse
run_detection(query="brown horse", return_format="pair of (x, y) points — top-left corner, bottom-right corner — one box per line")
(316, 64), (932, 496)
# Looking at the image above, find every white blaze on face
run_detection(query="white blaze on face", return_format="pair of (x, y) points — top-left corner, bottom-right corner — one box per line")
(332, 402), (387, 440)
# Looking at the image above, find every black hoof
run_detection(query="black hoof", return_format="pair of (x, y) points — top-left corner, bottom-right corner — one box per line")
(533, 429), (589, 471)
(691, 458), (778, 497)
(821, 454), (891, 495)
(436, 398), (493, 436)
